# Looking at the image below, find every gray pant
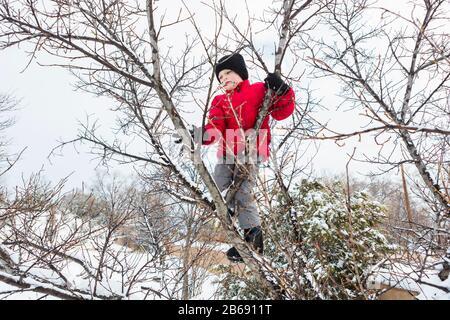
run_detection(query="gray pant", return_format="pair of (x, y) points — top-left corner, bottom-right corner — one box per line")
(213, 162), (260, 229)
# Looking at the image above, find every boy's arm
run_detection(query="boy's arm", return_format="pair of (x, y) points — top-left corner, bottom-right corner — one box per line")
(202, 96), (225, 145)
(258, 74), (296, 121)
(268, 87), (295, 121)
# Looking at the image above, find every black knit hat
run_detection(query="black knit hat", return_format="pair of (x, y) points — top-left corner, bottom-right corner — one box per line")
(215, 53), (248, 81)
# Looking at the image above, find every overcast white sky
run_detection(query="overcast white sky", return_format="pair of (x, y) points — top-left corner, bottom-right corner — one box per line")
(0, 0), (413, 190)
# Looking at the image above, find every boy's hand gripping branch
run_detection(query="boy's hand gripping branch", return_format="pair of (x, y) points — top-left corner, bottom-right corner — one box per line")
(264, 72), (290, 96)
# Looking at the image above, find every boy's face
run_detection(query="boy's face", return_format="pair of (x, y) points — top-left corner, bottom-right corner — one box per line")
(218, 69), (243, 91)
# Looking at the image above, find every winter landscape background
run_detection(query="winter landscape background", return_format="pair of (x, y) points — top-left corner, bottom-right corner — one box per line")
(0, 0), (449, 300)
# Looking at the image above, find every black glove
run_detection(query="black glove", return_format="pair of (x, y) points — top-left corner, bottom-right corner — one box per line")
(264, 73), (290, 96)
(174, 128), (195, 144)
(174, 126), (205, 154)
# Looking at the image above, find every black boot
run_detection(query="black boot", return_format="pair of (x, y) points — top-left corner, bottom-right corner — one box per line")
(245, 226), (264, 254)
(226, 226), (264, 263)
(226, 246), (243, 263)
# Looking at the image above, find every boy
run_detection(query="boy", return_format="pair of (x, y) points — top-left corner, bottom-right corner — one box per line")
(202, 53), (295, 262)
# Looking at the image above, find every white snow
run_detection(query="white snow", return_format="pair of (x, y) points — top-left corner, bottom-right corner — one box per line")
(0, 210), (222, 300)
(367, 260), (450, 300)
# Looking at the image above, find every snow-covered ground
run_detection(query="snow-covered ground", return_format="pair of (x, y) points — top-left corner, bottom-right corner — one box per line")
(0, 210), (222, 300)
(0, 242), (222, 300)
(367, 260), (450, 300)
(2, 209), (448, 300)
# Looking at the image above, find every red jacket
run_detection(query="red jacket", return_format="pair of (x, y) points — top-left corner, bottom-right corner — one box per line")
(202, 79), (295, 161)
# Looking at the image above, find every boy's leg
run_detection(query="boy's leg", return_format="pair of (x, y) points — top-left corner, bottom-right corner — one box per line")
(214, 161), (263, 262)
(232, 163), (264, 257)
(213, 162), (234, 205)
(233, 163), (260, 229)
